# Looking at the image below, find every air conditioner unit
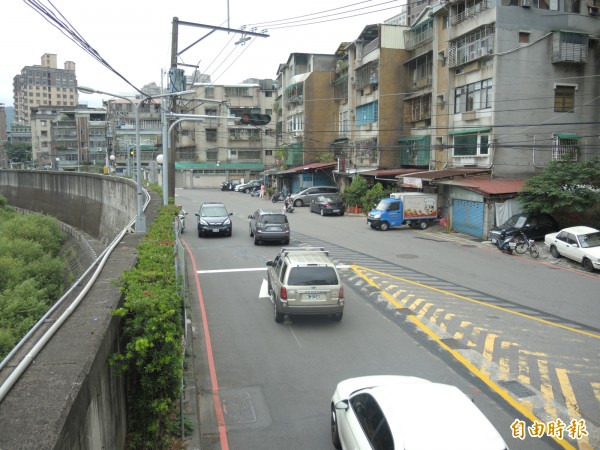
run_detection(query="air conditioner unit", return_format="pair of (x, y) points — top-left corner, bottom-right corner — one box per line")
(520, 0), (532, 7)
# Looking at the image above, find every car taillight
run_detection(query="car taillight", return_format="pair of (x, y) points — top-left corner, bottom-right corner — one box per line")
(339, 287), (344, 299)
(280, 286), (288, 300)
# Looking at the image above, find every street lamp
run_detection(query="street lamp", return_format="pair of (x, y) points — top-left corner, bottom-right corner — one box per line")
(55, 157), (60, 171)
(109, 154), (116, 173)
(78, 86), (194, 233)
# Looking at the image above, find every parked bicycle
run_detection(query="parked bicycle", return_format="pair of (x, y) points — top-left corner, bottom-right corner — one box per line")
(514, 231), (540, 258)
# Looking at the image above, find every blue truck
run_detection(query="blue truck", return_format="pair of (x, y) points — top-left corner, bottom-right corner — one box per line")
(367, 192), (438, 231)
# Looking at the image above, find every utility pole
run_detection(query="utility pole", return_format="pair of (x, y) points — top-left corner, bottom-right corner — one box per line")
(167, 16), (269, 201)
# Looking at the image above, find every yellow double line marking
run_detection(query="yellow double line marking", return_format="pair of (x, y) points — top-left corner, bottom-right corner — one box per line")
(352, 265), (600, 450)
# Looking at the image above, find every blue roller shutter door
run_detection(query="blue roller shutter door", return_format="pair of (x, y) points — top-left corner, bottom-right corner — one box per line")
(452, 199), (484, 238)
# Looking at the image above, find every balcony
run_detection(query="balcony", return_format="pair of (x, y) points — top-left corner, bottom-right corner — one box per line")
(451, 0), (489, 26)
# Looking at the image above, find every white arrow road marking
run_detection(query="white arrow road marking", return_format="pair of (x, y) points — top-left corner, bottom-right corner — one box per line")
(259, 278), (272, 299)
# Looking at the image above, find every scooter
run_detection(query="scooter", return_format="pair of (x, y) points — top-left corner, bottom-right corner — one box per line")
(497, 235), (516, 254)
(178, 210), (188, 234)
(283, 202), (294, 214)
(272, 192), (286, 203)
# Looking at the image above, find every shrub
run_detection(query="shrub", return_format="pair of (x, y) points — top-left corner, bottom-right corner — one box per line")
(360, 183), (390, 214)
(110, 204), (184, 448)
(341, 176), (368, 209)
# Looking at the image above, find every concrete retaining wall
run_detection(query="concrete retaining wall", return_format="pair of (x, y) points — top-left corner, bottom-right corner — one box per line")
(0, 171), (156, 450)
(0, 170), (137, 244)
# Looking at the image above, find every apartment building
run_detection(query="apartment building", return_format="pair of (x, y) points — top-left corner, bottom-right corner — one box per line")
(102, 98), (163, 175)
(13, 53), (78, 126)
(175, 80), (276, 188)
(30, 106), (107, 170)
(393, 0), (600, 237)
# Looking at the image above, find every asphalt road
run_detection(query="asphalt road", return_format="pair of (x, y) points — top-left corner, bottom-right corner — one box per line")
(176, 188), (599, 450)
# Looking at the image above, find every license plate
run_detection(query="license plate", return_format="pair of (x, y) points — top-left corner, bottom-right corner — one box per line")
(491, 238), (497, 243)
(212, 229), (219, 233)
(303, 293), (323, 302)
(332, 209), (340, 213)
(266, 226), (281, 231)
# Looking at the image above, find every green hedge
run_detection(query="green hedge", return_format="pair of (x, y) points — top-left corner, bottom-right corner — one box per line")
(110, 203), (184, 449)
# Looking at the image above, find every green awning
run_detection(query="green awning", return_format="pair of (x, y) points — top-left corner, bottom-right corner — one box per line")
(556, 133), (580, 139)
(398, 135), (427, 142)
(175, 163), (264, 170)
(448, 128), (491, 135)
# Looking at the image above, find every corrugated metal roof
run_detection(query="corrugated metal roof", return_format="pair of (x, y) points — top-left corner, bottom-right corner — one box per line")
(176, 163), (264, 170)
(362, 168), (421, 177)
(276, 162), (336, 174)
(441, 176), (526, 195)
(397, 168), (492, 180)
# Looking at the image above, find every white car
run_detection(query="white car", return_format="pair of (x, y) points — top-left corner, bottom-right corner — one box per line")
(544, 226), (600, 272)
(330, 375), (508, 450)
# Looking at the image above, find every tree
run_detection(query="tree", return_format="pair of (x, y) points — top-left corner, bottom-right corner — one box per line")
(518, 158), (600, 215)
(4, 142), (32, 164)
(360, 183), (393, 214)
(341, 176), (368, 209)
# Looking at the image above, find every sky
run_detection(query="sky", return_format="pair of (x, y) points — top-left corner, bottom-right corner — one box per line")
(1, 0), (405, 108)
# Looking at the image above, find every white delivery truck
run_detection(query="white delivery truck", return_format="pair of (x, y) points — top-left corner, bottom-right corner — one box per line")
(367, 192), (438, 231)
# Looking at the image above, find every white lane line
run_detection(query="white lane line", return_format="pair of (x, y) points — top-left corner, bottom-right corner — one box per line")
(197, 267), (268, 274)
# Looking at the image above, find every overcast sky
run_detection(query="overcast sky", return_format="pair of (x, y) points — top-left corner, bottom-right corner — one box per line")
(2, 0), (405, 108)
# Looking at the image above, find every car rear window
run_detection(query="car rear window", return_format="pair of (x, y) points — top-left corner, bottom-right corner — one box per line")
(287, 267), (339, 285)
(259, 214), (287, 224)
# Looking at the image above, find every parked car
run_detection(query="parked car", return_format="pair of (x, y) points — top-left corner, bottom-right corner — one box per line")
(291, 186), (339, 207)
(309, 195), (345, 216)
(236, 180), (261, 193)
(488, 212), (558, 243)
(248, 209), (290, 245)
(544, 226), (600, 272)
(266, 247), (344, 323)
(195, 202), (233, 237)
(330, 375), (508, 450)
(221, 179), (241, 191)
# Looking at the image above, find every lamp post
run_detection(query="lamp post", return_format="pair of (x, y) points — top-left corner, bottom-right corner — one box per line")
(78, 86), (194, 233)
(55, 157), (60, 171)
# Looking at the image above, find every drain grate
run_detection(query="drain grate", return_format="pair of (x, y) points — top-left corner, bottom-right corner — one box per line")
(221, 392), (257, 425)
(498, 380), (536, 398)
(440, 338), (468, 350)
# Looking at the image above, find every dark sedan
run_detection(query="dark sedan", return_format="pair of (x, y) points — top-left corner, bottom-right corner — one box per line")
(488, 212), (558, 243)
(309, 195), (345, 216)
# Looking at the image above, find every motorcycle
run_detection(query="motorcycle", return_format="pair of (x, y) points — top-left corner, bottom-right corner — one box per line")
(283, 198), (294, 214)
(177, 209), (188, 234)
(496, 234), (516, 254)
(272, 191), (286, 203)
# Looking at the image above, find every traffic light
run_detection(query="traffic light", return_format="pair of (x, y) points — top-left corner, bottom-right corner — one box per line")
(240, 112), (271, 126)
(129, 148), (135, 157)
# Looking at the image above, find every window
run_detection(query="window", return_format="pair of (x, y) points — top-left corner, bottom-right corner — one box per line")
(564, 0), (580, 11)
(206, 129), (217, 142)
(554, 85), (575, 112)
(356, 101), (378, 125)
(350, 394), (393, 450)
(452, 131), (490, 156)
(454, 79), (493, 113)
(552, 134), (579, 161)
(519, 32), (530, 44)
(552, 31), (588, 63)
(225, 86), (251, 97)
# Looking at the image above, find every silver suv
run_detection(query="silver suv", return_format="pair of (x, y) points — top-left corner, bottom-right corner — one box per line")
(266, 247), (344, 323)
(248, 209), (290, 245)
